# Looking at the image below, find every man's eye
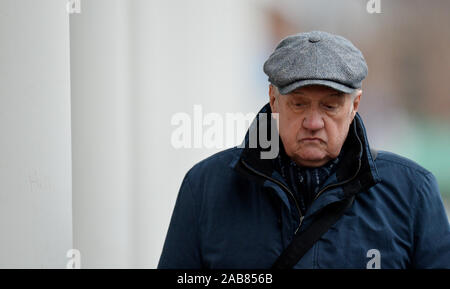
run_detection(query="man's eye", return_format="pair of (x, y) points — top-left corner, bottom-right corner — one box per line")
(294, 103), (305, 107)
(323, 104), (337, 110)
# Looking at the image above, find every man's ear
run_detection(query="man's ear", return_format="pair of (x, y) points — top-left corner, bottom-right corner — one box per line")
(350, 90), (362, 119)
(269, 84), (278, 113)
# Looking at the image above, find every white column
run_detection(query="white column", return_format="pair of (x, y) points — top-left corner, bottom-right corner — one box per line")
(0, 0), (73, 268)
(70, 0), (133, 268)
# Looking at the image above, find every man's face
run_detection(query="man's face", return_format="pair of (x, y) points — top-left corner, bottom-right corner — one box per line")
(269, 84), (361, 167)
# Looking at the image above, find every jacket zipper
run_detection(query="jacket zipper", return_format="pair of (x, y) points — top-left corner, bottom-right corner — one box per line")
(311, 158), (362, 207)
(240, 159), (304, 234)
(240, 157), (362, 236)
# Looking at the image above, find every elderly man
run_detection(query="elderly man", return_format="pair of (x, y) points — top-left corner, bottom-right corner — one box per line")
(158, 31), (450, 269)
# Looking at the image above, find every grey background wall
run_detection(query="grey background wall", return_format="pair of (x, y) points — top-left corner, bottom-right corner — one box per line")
(0, 0), (73, 268)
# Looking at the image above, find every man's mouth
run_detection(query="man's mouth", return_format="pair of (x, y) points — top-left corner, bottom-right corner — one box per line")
(301, 137), (322, 142)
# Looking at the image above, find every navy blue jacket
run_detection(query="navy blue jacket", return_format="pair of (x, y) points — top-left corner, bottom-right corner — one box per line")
(158, 104), (450, 269)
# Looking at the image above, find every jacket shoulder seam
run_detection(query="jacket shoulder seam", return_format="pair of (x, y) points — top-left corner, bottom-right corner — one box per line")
(376, 153), (431, 177)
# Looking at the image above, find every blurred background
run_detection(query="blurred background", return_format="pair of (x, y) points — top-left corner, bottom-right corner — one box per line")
(0, 0), (449, 268)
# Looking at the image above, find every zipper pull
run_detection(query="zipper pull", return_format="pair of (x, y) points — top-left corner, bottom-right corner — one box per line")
(294, 216), (305, 235)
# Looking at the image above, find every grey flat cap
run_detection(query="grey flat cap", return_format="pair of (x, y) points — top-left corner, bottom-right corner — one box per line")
(263, 31), (368, 94)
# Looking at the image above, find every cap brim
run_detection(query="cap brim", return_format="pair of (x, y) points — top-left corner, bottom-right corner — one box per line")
(278, 79), (357, 95)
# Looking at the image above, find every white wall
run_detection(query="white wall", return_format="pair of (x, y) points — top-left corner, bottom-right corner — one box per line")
(0, 0), (268, 268)
(0, 0), (264, 268)
(70, 0), (263, 268)
(129, 0), (264, 268)
(0, 0), (73, 268)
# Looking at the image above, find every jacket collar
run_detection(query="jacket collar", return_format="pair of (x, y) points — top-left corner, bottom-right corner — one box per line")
(232, 103), (380, 199)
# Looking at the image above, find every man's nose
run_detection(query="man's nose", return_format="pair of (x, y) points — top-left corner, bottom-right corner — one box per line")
(302, 110), (324, 131)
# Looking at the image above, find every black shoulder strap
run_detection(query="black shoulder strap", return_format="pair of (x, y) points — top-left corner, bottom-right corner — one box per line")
(271, 195), (355, 269)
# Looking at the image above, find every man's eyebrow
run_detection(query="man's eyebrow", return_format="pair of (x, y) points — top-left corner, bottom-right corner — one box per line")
(328, 92), (345, 97)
